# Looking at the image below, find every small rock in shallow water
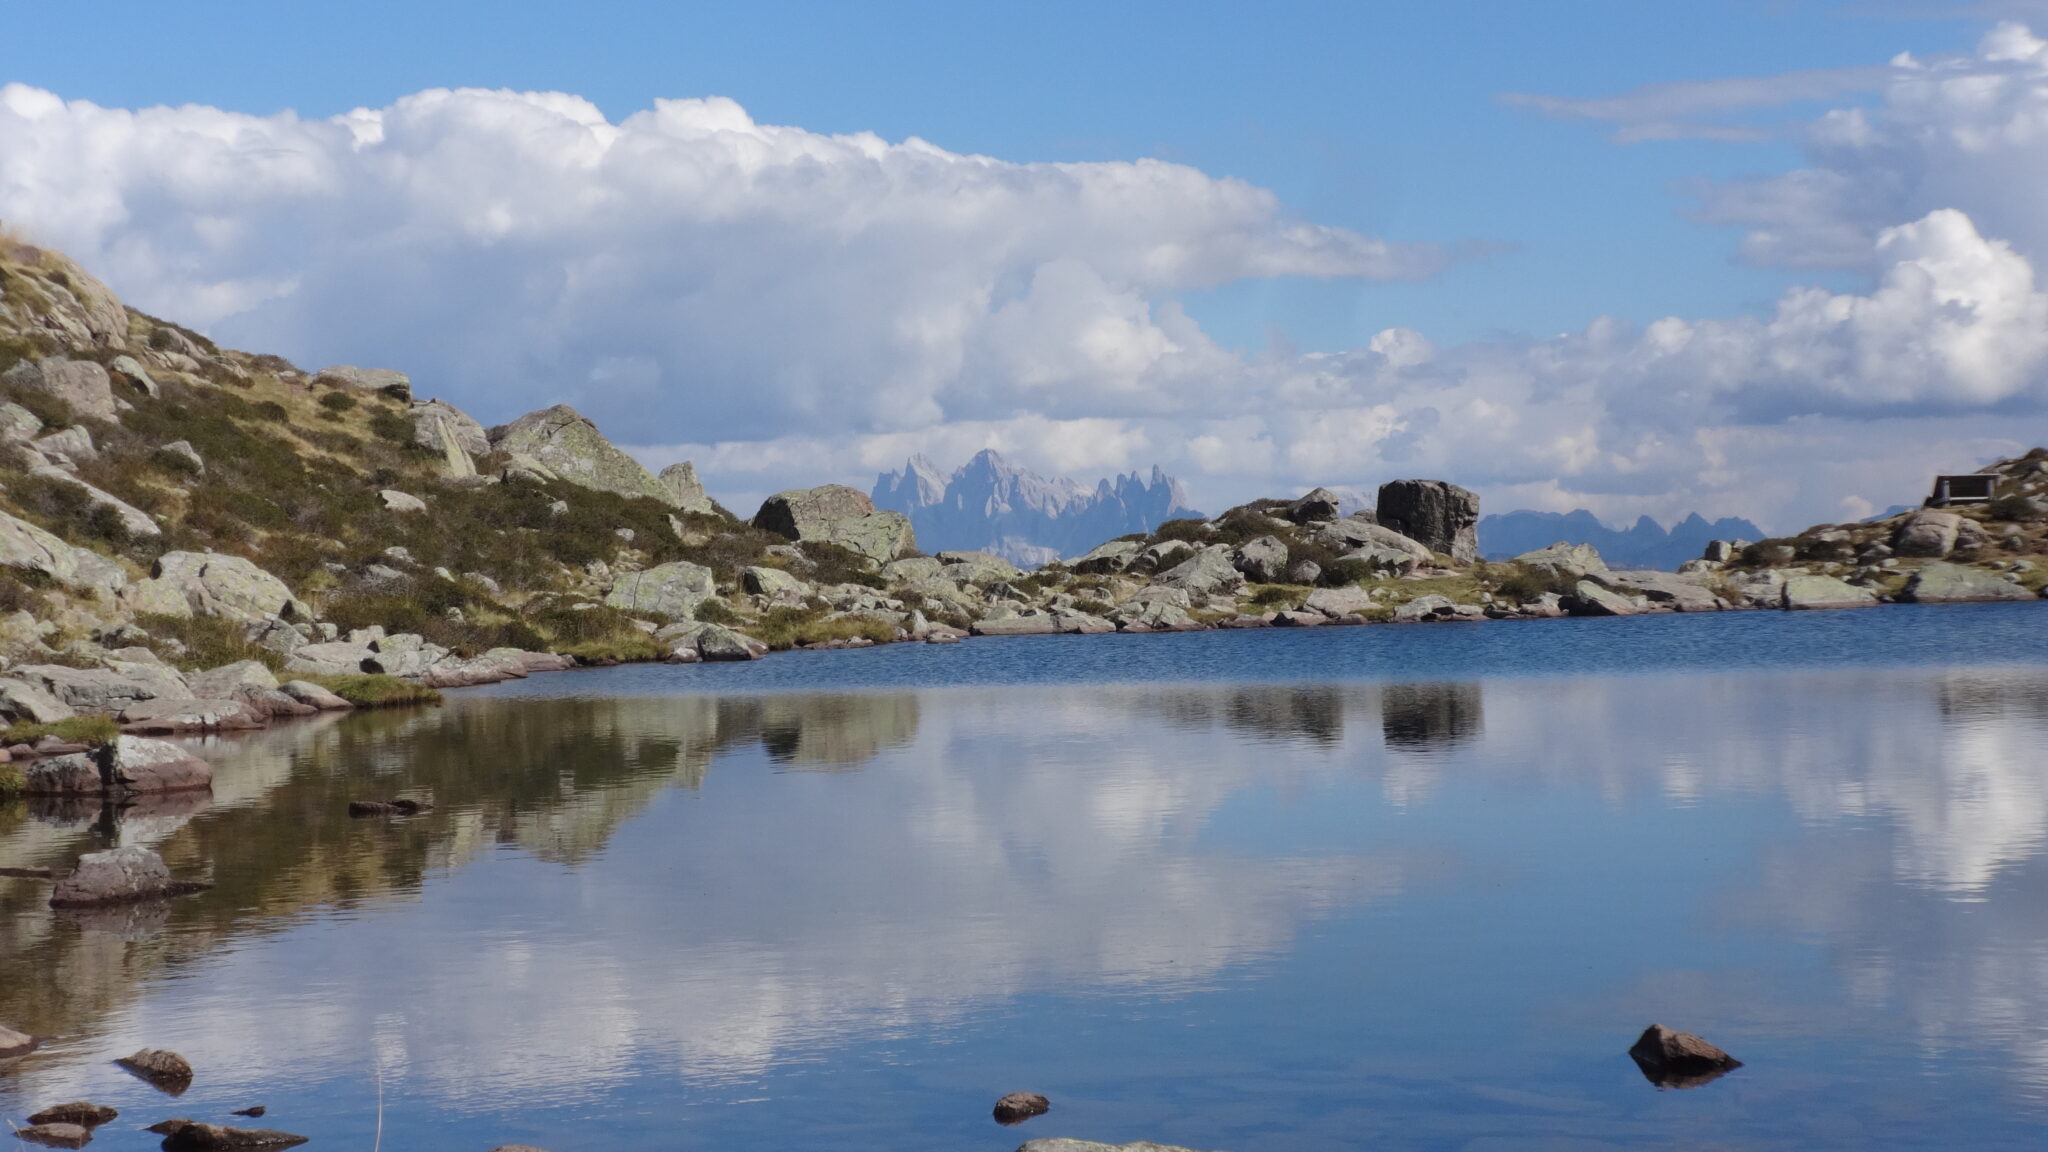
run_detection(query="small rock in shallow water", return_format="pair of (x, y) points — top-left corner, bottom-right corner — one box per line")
(231, 1106), (266, 1118)
(348, 798), (431, 816)
(27, 1101), (117, 1127)
(16, 1122), (91, 1148)
(993, 1091), (1051, 1124)
(1016, 1142), (1215, 1152)
(117, 1047), (194, 1093)
(1, 1021), (42, 1059)
(1628, 1023), (1742, 1088)
(156, 1121), (309, 1150)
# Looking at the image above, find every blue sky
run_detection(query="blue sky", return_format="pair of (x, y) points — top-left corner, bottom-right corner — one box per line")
(3, 0), (2045, 527)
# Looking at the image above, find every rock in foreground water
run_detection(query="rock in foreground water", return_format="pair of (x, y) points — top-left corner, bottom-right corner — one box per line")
(156, 1120), (309, 1150)
(1628, 1023), (1742, 1088)
(993, 1091), (1051, 1124)
(1, 1021), (41, 1059)
(1017, 1142), (1216, 1152)
(116, 1046), (194, 1093)
(15, 1122), (91, 1148)
(26, 1102), (117, 1128)
(51, 848), (208, 908)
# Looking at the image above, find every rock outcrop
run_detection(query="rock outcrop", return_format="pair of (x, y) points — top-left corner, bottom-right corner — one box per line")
(659, 461), (716, 514)
(27, 737), (213, 796)
(605, 561), (717, 619)
(408, 398), (489, 477)
(1900, 561), (2034, 603)
(1377, 479), (1480, 563)
(2, 356), (117, 421)
(0, 509), (127, 594)
(491, 405), (675, 504)
(130, 552), (311, 624)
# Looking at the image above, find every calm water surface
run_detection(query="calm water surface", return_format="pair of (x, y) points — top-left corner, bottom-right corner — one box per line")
(5, 604), (2048, 1150)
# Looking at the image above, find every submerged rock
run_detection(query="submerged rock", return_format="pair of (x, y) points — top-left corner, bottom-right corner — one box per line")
(993, 1092), (1052, 1125)
(1628, 1023), (1742, 1089)
(15, 1122), (91, 1148)
(116, 1047), (194, 1093)
(156, 1120), (309, 1150)
(26, 1102), (117, 1128)
(348, 799), (431, 817)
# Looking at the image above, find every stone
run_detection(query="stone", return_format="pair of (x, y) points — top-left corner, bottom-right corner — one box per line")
(29, 464), (161, 537)
(25, 1103), (116, 1129)
(993, 1091), (1051, 1124)
(130, 552), (309, 624)
(0, 508), (127, 594)
(117, 1047), (195, 1092)
(972, 612), (1060, 636)
(941, 550), (1027, 584)
(1597, 570), (1722, 612)
(1565, 580), (1637, 617)
(1893, 511), (1964, 559)
(1782, 574), (1879, 610)
(1628, 1023), (1741, 1089)
(408, 398), (488, 477)
(658, 461), (716, 514)
(3, 357), (117, 422)
(15, 1122), (91, 1148)
(379, 488), (427, 513)
(753, 485), (917, 563)
(1232, 536), (1289, 583)
(742, 566), (807, 597)
(694, 623), (768, 661)
(1287, 487), (1343, 523)
(605, 560), (716, 619)
(32, 424), (95, 463)
(109, 353), (159, 397)
(157, 1121), (309, 1150)
(1901, 561), (2037, 603)
(490, 405), (672, 503)
(1, 1022), (40, 1059)
(28, 737), (213, 796)
(0, 400), (43, 441)
(1513, 542), (1608, 579)
(1376, 479), (1480, 563)
(13, 663), (185, 711)
(117, 697), (263, 733)
(881, 556), (945, 584)
(315, 364), (411, 399)
(1304, 586), (1376, 618)
(1134, 539), (1194, 572)
(1702, 539), (1736, 563)
(50, 848), (201, 907)
(1315, 517), (1435, 565)
(362, 633), (451, 678)
(0, 676), (74, 723)
(1072, 538), (1144, 574)
(1288, 560), (1322, 584)
(348, 799), (431, 817)
(157, 439), (205, 474)
(1393, 594), (1456, 622)
(283, 642), (374, 677)
(1272, 609), (1326, 626)
(187, 660), (283, 701)
(1158, 545), (1245, 597)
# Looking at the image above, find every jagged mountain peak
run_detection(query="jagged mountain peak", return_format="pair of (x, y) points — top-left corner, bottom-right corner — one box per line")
(873, 454), (1200, 565)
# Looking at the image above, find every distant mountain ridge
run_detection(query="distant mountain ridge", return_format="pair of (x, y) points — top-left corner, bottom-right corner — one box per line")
(873, 450), (1201, 565)
(1480, 509), (1764, 571)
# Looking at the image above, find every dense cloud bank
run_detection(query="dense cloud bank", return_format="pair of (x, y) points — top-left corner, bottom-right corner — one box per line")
(4, 24), (2048, 529)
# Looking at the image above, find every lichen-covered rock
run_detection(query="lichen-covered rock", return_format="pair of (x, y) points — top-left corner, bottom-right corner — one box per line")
(973, 612), (1060, 636)
(1514, 542), (1607, 578)
(753, 485), (917, 562)
(283, 641), (374, 676)
(50, 848), (199, 907)
(0, 676), (74, 723)
(0, 400), (44, 441)
(0, 509), (127, 594)
(490, 405), (672, 503)
(117, 698), (264, 733)
(659, 461), (716, 514)
(158, 439), (204, 474)
(408, 398), (488, 476)
(1232, 536), (1289, 583)
(1891, 511), (1967, 558)
(2, 357), (118, 421)
(1072, 538), (1144, 574)
(1377, 478), (1480, 563)
(28, 736), (213, 796)
(1782, 574), (1879, 610)
(12, 663), (185, 711)
(1304, 586), (1375, 618)
(130, 552), (310, 624)
(1287, 487), (1343, 523)
(940, 550), (1025, 584)
(742, 566), (807, 597)
(605, 560), (716, 619)
(1565, 580), (1638, 616)
(379, 488), (426, 513)
(1157, 545), (1245, 597)
(1900, 561), (2035, 603)
(316, 364), (411, 398)
(1597, 570), (1723, 612)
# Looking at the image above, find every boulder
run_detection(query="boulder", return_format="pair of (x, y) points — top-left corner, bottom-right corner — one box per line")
(1376, 479), (1480, 564)
(362, 633), (451, 678)
(1072, 538), (1144, 574)
(1513, 542), (1607, 579)
(379, 489), (426, 513)
(605, 560), (717, 619)
(408, 399), (488, 477)
(158, 439), (205, 474)
(283, 642), (374, 677)
(740, 566), (805, 598)
(490, 405), (672, 503)
(1892, 511), (1964, 558)
(941, 550), (1026, 584)
(881, 556), (945, 584)
(315, 365), (410, 398)
(1315, 517), (1435, 565)
(994, 1092), (1051, 1125)
(662, 622), (768, 661)
(2, 357), (117, 422)
(1288, 560), (1322, 584)
(1628, 1023), (1741, 1089)
(51, 848), (202, 907)
(15, 1122), (90, 1148)
(658, 461), (716, 514)
(1393, 594), (1456, 622)
(1900, 561), (2035, 603)
(25, 1103), (116, 1129)
(130, 552), (309, 624)
(28, 464), (160, 537)
(32, 424), (95, 464)
(0, 509), (127, 594)
(753, 485), (917, 563)
(1597, 570), (1722, 612)
(27, 737), (214, 796)
(1565, 581), (1638, 616)
(1232, 536), (1289, 583)
(1158, 545), (1245, 597)
(972, 613), (1060, 636)
(0, 676), (74, 723)
(0, 400), (43, 441)
(1701, 539), (1736, 563)
(13, 663), (184, 711)
(109, 354), (159, 397)
(1782, 574), (1878, 610)
(117, 698), (264, 733)
(0, 1022), (39, 1059)
(187, 660), (282, 701)
(1304, 586), (1376, 618)
(1287, 487), (1343, 523)
(1017, 1142), (1215, 1152)
(157, 1121), (309, 1150)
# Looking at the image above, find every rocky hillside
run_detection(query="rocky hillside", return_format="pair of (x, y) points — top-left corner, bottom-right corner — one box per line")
(0, 237), (2043, 777)
(872, 449), (1199, 565)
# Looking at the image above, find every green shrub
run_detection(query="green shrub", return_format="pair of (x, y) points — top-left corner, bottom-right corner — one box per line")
(693, 597), (740, 625)
(1989, 494), (2037, 523)
(0, 763), (21, 799)
(135, 612), (284, 672)
(749, 606), (896, 650)
(1482, 562), (1577, 602)
(302, 673), (443, 708)
(318, 391), (358, 413)
(1151, 518), (1212, 544)
(0, 566), (51, 616)
(1247, 584), (1303, 608)
(2, 715), (119, 748)
(1319, 558), (1378, 587)
(253, 400), (290, 422)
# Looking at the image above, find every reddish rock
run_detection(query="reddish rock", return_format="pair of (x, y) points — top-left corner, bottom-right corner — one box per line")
(26, 1101), (117, 1128)
(116, 1046), (194, 1093)
(1628, 1023), (1742, 1088)
(156, 1121), (309, 1150)
(993, 1091), (1052, 1125)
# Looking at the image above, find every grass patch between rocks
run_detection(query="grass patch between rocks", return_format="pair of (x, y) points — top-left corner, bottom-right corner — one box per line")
(2, 715), (119, 748)
(302, 673), (443, 709)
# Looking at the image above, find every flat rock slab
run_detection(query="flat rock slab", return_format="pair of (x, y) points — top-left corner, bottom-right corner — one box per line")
(1901, 561), (2036, 603)
(26, 1102), (117, 1128)
(24, 736), (213, 796)
(16, 1122), (91, 1148)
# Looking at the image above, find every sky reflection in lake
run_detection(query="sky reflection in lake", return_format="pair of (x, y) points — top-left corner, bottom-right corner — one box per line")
(5, 637), (2048, 1149)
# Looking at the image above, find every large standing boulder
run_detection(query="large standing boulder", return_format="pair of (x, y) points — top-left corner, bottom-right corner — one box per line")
(1158, 545), (1245, 597)
(1287, 487), (1343, 523)
(408, 399), (488, 477)
(1891, 511), (1974, 559)
(1, 357), (118, 422)
(658, 462), (716, 514)
(129, 552), (310, 624)
(49, 847), (199, 907)
(752, 485), (917, 563)
(1232, 536), (1290, 583)
(26, 736), (213, 796)
(604, 561), (716, 619)
(1377, 479), (1480, 564)
(489, 405), (673, 504)
(0, 509), (127, 594)
(1900, 561), (2035, 603)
